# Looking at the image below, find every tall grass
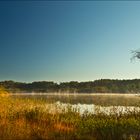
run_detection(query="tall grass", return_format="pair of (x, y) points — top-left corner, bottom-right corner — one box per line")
(0, 96), (140, 140)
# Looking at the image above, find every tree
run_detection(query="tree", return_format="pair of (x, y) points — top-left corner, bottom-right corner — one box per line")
(131, 50), (140, 61)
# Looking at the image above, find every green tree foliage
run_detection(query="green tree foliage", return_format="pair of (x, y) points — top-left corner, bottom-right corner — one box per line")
(1, 79), (140, 93)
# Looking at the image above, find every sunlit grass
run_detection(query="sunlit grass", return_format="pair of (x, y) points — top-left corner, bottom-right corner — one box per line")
(0, 86), (9, 97)
(0, 96), (140, 139)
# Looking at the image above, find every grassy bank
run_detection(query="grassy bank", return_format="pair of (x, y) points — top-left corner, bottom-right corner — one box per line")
(0, 96), (140, 140)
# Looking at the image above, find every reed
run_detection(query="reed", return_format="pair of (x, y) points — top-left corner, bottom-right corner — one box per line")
(0, 96), (140, 140)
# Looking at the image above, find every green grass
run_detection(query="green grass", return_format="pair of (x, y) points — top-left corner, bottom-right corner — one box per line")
(0, 96), (140, 140)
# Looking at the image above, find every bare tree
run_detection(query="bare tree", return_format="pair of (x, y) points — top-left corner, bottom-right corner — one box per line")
(131, 49), (140, 61)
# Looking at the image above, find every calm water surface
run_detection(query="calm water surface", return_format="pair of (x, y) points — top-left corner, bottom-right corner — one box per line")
(12, 93), (140, 106)
(11, 93), (140, 115)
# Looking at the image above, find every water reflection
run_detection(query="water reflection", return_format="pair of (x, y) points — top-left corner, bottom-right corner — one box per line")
(12, 93), (140, 106)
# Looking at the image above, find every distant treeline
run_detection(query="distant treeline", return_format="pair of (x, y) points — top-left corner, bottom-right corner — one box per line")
(1, 79), (140, 93)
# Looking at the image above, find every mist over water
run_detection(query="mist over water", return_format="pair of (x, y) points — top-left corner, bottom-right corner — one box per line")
(12, 93), (140, 105)
(12, 93), (140, 115)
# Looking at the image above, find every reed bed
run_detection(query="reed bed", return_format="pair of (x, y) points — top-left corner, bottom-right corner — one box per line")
(0, 96), (140, 140)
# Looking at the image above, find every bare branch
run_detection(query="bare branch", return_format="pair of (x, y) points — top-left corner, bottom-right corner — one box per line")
(131, 49), (140, 61)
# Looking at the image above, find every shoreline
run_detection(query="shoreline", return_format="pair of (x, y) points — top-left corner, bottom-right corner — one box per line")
(11, 93), (140, 96)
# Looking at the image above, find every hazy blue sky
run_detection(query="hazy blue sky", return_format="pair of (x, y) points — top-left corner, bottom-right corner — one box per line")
(1, 1), (140, 82)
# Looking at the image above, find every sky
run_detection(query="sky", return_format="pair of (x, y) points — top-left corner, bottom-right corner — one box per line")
(1, 1), (140, 82)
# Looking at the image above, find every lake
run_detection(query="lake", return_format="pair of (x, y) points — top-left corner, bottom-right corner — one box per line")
(11, 93), (140, 115)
